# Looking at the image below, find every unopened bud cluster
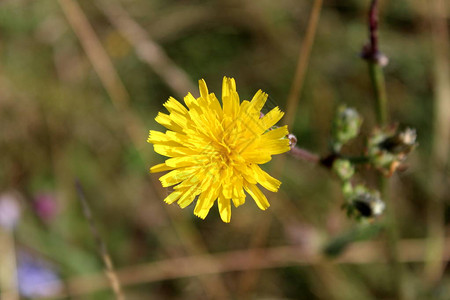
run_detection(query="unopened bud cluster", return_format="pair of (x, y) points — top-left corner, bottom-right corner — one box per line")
(329, 105), (390, 221)
(332, 159), (385, 221)
(331, 105), (362, 152)
(346, 185), (385, 219)
(368, 126), (417, 176)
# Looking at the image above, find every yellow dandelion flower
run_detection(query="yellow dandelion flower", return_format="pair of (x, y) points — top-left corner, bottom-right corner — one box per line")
(148, 77), (290, 223)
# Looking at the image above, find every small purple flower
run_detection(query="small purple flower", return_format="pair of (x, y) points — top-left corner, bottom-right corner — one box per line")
(17, 251), (63, 298)
(0, 193), (21, 231)
(33, 193), (59, 222)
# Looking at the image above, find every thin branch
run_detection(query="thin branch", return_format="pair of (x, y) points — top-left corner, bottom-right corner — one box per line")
(424, 0), (450, 286)
(57, 0), (146, 148)
(284, 0), (323, 129)
(363, 1), (405, 298)
(289, 146), (320, 163)
(368, 0), (379, 59)
(58, 0), (129, 110)
(75, 181), (125, 300)
(50, 238), (450, 298)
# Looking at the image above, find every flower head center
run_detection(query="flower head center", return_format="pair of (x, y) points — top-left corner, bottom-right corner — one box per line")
(210, 138), (244, 168)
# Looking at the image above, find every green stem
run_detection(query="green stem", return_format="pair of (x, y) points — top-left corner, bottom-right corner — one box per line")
(379, 176), (403, 296)
(368, 62), (388, 126)
(367, 45), (407, 300)
(365, 2), (406, 297)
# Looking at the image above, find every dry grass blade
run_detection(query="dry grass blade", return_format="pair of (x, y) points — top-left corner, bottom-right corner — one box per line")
(284, 0), (323, 129)
(49, 238), (450, 298)
(58, 0), (129, 110)
(57, 0), (146, 148)
(424, 0), (450, 286)
(95, 0), (196, 98)
(0, 229), (18, 300)
(75, 181), (125, 300)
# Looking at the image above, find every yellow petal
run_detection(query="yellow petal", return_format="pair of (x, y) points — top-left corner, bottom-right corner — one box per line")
(222, 76), (236, 98)
(163, 190), (183, 204)
(194, 186), (219, 218)
(244, 182), (270, 210)
(163, 97), (188, 115)
(250, 164), (281, 192)
(231, 197), (245, 208)
(147, 130), (182, 147)
(258, 107), (284, 133)
(150, 163), (175, 173)
(183, 93), (198, 109)
(199, 79), (209, 99)
(170, 111), (190, 129)
(159, 167), (198, 187)
(195, 207), (211, 219)
(218, 193), (231, 223)
(153, 145), (197, 157)
(241, 151), (272, 164)
(262, 139), (291, 155)
(177, 184), (200, 208)
(262, 125), (289, 140)
(165, 156), (207, 168)
(155, 112), (183, 132)
(248, 89), (268, 114)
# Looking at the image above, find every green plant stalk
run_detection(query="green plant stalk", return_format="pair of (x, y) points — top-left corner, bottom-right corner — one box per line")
(368, 61), (406, 298)
(368, 62), (388, 126)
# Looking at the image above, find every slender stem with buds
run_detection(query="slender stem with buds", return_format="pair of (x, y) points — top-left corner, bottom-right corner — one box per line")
(363, 1), (405, 298)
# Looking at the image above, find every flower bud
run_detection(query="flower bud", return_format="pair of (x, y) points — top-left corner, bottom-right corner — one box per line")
(332, 105), (362, 151)
(287, 133), (297, 148)
(332, 159), (355, 181)
(348, 186), (385, 218)
(368, 126), (418, 176)
(352, 193), (385, 217)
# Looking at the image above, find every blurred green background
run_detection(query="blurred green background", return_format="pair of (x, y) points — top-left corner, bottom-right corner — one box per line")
(0, 0), (449, 299)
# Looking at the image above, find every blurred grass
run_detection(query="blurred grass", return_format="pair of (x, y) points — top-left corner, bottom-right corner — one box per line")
(0, 0), (449, 299)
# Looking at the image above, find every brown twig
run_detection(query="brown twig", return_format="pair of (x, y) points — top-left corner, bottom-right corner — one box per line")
(366, 0), (379, 60)
(289, 146), (320, 164)
(75, 180), (125, 300)
(50, 237), (450, 298)
(57, 0), (146, 148)
(284, 0), (323, 128)
(424, 0), (450, 287)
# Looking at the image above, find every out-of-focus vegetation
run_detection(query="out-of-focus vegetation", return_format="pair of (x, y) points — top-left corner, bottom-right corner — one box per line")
(0, 0), (449, 299)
